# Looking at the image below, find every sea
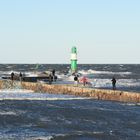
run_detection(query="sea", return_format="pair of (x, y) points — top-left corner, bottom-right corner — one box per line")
(0, 64), (140, 140)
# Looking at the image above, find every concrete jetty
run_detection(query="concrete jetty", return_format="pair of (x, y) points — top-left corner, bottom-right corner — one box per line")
(0, 80), (140, 103)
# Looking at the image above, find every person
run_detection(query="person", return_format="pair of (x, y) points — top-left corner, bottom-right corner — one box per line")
(19, 72), (22, 82)
(74, 75), (79, 86)
(82, 76), (87, 86)
(49, 74), (52, 84)
(11, 72), (14, 81)
(52, 69), (56, 81)
(111, 77), (116, 90)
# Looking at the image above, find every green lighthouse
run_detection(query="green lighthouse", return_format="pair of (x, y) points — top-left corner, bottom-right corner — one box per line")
(71, 46), (77, 73)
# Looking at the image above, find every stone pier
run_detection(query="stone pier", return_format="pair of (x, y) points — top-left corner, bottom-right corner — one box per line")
(0, 80), (140, 103)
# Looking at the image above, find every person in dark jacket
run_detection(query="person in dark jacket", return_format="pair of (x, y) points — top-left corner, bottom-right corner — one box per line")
(52, 69), (56, 81)
(74, 75), (79, 86)
(49, 74), (52, 84)
(11, 72), (14, 81)
(19, 72), (22, 82)
(112, 77), (116, 90)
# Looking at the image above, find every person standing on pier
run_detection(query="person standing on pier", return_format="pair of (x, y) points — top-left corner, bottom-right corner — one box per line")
(52, 69), (56, 81)
(49, 73), (52, 84)
(11, 72), (14, 81)
(74, 74), (79, 86)
(19, 72), (22, 82)
(111, 77), (116, 90)
(80, 76), (88, 86)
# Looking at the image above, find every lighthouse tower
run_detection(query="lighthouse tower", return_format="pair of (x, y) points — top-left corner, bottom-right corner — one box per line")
(71, 46), (77, 74)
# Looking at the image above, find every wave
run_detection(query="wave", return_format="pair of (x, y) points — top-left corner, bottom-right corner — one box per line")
(52, 131), (104, 139)
(0, 92), (88, 101)
(0, 97), (89, 101)
(90, 79), (140, 88)
(28, 136), (53, 140)
(121, 103), (140, 106)
(78, 69), (132, 75)
(0, 111), (17, 116)
(0, 69), (132, 78)
(0, 71), (39, 77)
(0, 70), (19, 75)
(0, 89), (34, 93)
(28, 131), (105, 140)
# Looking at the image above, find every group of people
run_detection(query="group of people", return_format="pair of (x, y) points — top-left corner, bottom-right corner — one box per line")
(73, 74), (89, 87)
(11, 69), (56, 84)
(10, 70), (117, 90)
(74, 74), (117, 90)
(11, 72), (22, 82)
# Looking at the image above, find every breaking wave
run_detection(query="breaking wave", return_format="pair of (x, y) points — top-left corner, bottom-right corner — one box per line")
(0, 91), (88, 101)
(78, 69), (132, 75)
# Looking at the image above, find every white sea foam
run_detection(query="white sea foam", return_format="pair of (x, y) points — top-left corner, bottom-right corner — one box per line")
(0, 71), (41, 78)
(122, 103), (140, 106)
(0, 97), (88, 101)
(27, 136), (54, 140)
(0, 111), (17, 116)
(0, 91), (88, 101)
(90, 79), (111, 88)
(78, 69), (132, 75)
(90, 78), (140, 89)
(53, 131), (104, 138)
(45, 73), (140, 90)
(0, 89), (34, 93)
(0, 70), (19, 75)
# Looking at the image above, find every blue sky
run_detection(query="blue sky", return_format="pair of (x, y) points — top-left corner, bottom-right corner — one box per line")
(0, 0), (140, 64)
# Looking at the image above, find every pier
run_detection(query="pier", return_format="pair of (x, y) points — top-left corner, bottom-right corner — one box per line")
(0, 80), (140, 103)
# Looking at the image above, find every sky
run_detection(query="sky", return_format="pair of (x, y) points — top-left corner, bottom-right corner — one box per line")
(0, 0), (140, 64)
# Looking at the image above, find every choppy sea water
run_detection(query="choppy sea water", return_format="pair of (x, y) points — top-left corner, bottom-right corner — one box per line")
(0, 64), (140, 139)
(0, 91), (140, 140)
